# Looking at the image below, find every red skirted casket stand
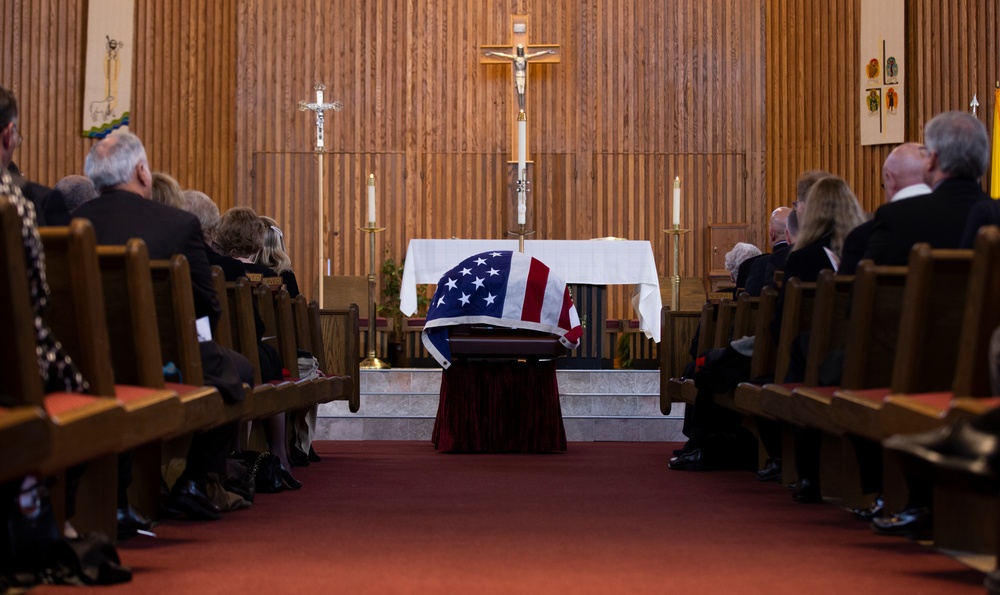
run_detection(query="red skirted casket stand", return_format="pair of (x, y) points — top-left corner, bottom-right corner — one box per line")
(431, 326), (569, 453)
(421, 250), (582, 453)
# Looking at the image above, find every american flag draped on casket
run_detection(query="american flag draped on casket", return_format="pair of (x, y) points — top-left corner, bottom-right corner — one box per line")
(421, 250), (582, 368)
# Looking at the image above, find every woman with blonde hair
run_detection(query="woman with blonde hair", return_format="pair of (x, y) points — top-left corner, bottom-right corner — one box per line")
(779, 174), (865, 504)
(151, 172), (185, 209)
(257, 216), (299, 298)
(257, 215), (318, 466)
(788, 175), (866, 271)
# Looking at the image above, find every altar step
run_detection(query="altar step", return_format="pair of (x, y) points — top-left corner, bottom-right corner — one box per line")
(315, 369), (686, 442)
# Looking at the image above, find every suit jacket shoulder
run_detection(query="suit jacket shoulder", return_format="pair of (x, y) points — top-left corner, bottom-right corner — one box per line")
(960, 199), (1000, 248)
(863, 179), (987, 265)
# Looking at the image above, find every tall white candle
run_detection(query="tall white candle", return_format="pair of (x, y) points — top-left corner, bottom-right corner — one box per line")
(517, 111), (527, 225)
(367, 174), (376, 225)
(672, 177), (681, 226)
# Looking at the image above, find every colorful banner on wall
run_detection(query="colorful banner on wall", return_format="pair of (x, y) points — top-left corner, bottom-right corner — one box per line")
(82, 0), (134, 138)
(859, 0), (905, 146)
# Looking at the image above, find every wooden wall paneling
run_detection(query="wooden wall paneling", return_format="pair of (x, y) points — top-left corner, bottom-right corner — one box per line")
(766, 0), (1000, 216)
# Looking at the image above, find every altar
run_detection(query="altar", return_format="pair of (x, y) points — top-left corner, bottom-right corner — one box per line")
(399, 239), (662, 343)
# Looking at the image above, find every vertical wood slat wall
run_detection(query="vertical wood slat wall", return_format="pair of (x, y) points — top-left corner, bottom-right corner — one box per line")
(4, 1), (997, 313)
(766, 0), (1000, 216)
(235, 0), (767, 305)
(0, 0), (237, 205)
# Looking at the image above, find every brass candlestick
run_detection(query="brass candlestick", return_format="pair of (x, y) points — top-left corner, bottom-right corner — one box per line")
(662, 225), (691, 311)
(358, 223), (390, 369)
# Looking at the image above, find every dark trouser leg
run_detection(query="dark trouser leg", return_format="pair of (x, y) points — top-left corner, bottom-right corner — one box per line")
(184, 422), (239, 485)
(117, 451), (133, 509)
(756, 417), (782, 460)
(850, 435), (883, 496)
(794, 427), (822, 485)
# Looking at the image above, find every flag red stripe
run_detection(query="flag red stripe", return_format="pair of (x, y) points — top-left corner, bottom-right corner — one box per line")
(558, 287), (573, 330)
(521, 259), (548, 322)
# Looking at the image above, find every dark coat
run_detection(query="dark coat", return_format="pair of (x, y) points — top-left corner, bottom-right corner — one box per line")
(960, 198), (1000, 249)
(838, 220), (874, 276)
(863, 177), (987, 266)
(744, 241), (789, 297)
(73, 189), (221, 326)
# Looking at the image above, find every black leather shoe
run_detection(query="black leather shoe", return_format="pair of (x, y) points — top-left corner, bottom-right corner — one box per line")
(792, 478), (822, 503)
(850, 496), (885, 521)
(278, 464), (302, 490)
(289, 447), (310, 468)
(117, 505), (154, 539)
(307, 446), (321, 463)
(668, 448), (705, 471)
(169, 479), (221, 520)
(755, 458), (782, 482)
(870, 507), (932, 539)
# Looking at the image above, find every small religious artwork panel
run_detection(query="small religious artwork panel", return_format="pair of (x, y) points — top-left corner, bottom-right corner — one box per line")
(82, 0), (135, 138)
(860, 0), (904, 145)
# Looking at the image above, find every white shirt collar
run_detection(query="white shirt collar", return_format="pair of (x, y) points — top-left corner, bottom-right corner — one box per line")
(890, 183), (932, 202)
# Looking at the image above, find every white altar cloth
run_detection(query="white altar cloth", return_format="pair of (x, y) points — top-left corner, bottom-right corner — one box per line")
(400, 239), (662, 342)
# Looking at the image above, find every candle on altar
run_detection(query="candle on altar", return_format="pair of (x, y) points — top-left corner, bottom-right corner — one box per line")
(672, 177), (681, 226)
(517, 111), (527, 225)
(367, 174), (376, 225)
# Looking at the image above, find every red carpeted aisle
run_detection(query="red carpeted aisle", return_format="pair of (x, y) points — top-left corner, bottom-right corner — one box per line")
(40, 441), (984, 594)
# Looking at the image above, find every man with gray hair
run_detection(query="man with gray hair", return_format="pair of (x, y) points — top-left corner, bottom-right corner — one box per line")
(864, 111), (989, 265)
(55, 174), (99, 212)
(75, 132), (248, 524)
(181, 189), (221, 245)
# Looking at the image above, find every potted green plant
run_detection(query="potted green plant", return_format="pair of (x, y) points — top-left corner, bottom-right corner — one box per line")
(377, 247), (428, 367)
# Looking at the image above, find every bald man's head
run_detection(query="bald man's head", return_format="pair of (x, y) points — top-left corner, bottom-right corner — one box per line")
(768, 207), (791, 245)
(881, 142), (929, 201)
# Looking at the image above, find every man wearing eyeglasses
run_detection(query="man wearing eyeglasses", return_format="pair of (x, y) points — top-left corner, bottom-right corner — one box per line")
(0, 85), (70, 226)
(863, 111), (989, 265)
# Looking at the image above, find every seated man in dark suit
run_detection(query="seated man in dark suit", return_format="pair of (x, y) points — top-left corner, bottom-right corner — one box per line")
(0, 85), (70, 226)
(744, 206), (791, 296)
(76, 132), (251, 522)
(839, 142), (931, 275)
(863, 111), (989, 265)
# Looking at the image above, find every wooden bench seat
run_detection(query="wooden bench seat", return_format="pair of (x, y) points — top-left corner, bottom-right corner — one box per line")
(0, 405), (51, 484)
(827, 244), (977, 441)
(872, 229), (1000, 438)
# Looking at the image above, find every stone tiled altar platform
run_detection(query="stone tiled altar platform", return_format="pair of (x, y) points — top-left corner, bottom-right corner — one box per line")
(316, 369), (685, 442)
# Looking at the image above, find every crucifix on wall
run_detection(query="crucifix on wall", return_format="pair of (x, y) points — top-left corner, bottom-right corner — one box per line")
(479, 14), (560, 162)
(480, 14), (560, 242)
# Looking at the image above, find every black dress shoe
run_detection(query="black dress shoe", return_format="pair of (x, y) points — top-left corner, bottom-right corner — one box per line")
(169, 479), (221, 520)
(870, 507), (932, 539)
(117, 505), (154, 539)
(850, 496), (885, 521)
(278, 463), (302, 490)
(289, 446), (310, 468)
(792, 478), (822, 503)
(668, 448), (705, 471)
(755, 458), (782, 482)
(307, 446), (321, 463)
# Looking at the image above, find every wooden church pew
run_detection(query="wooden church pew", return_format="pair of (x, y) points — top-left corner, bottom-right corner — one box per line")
(316, 303), (362, 413)
(96, 241), (228, 517)
(879, 227), (1000, 431)
(0, 200), (127, 536)
(150, 256), (251, 426)
(735, 279), (817, 420)
(291, 295), (348, 404)
(826, 245), (975, 442)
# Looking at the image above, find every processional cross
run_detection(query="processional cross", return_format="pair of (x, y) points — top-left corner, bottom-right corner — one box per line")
(297, 82), (343, 306)
(479, 15), (560, 246)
